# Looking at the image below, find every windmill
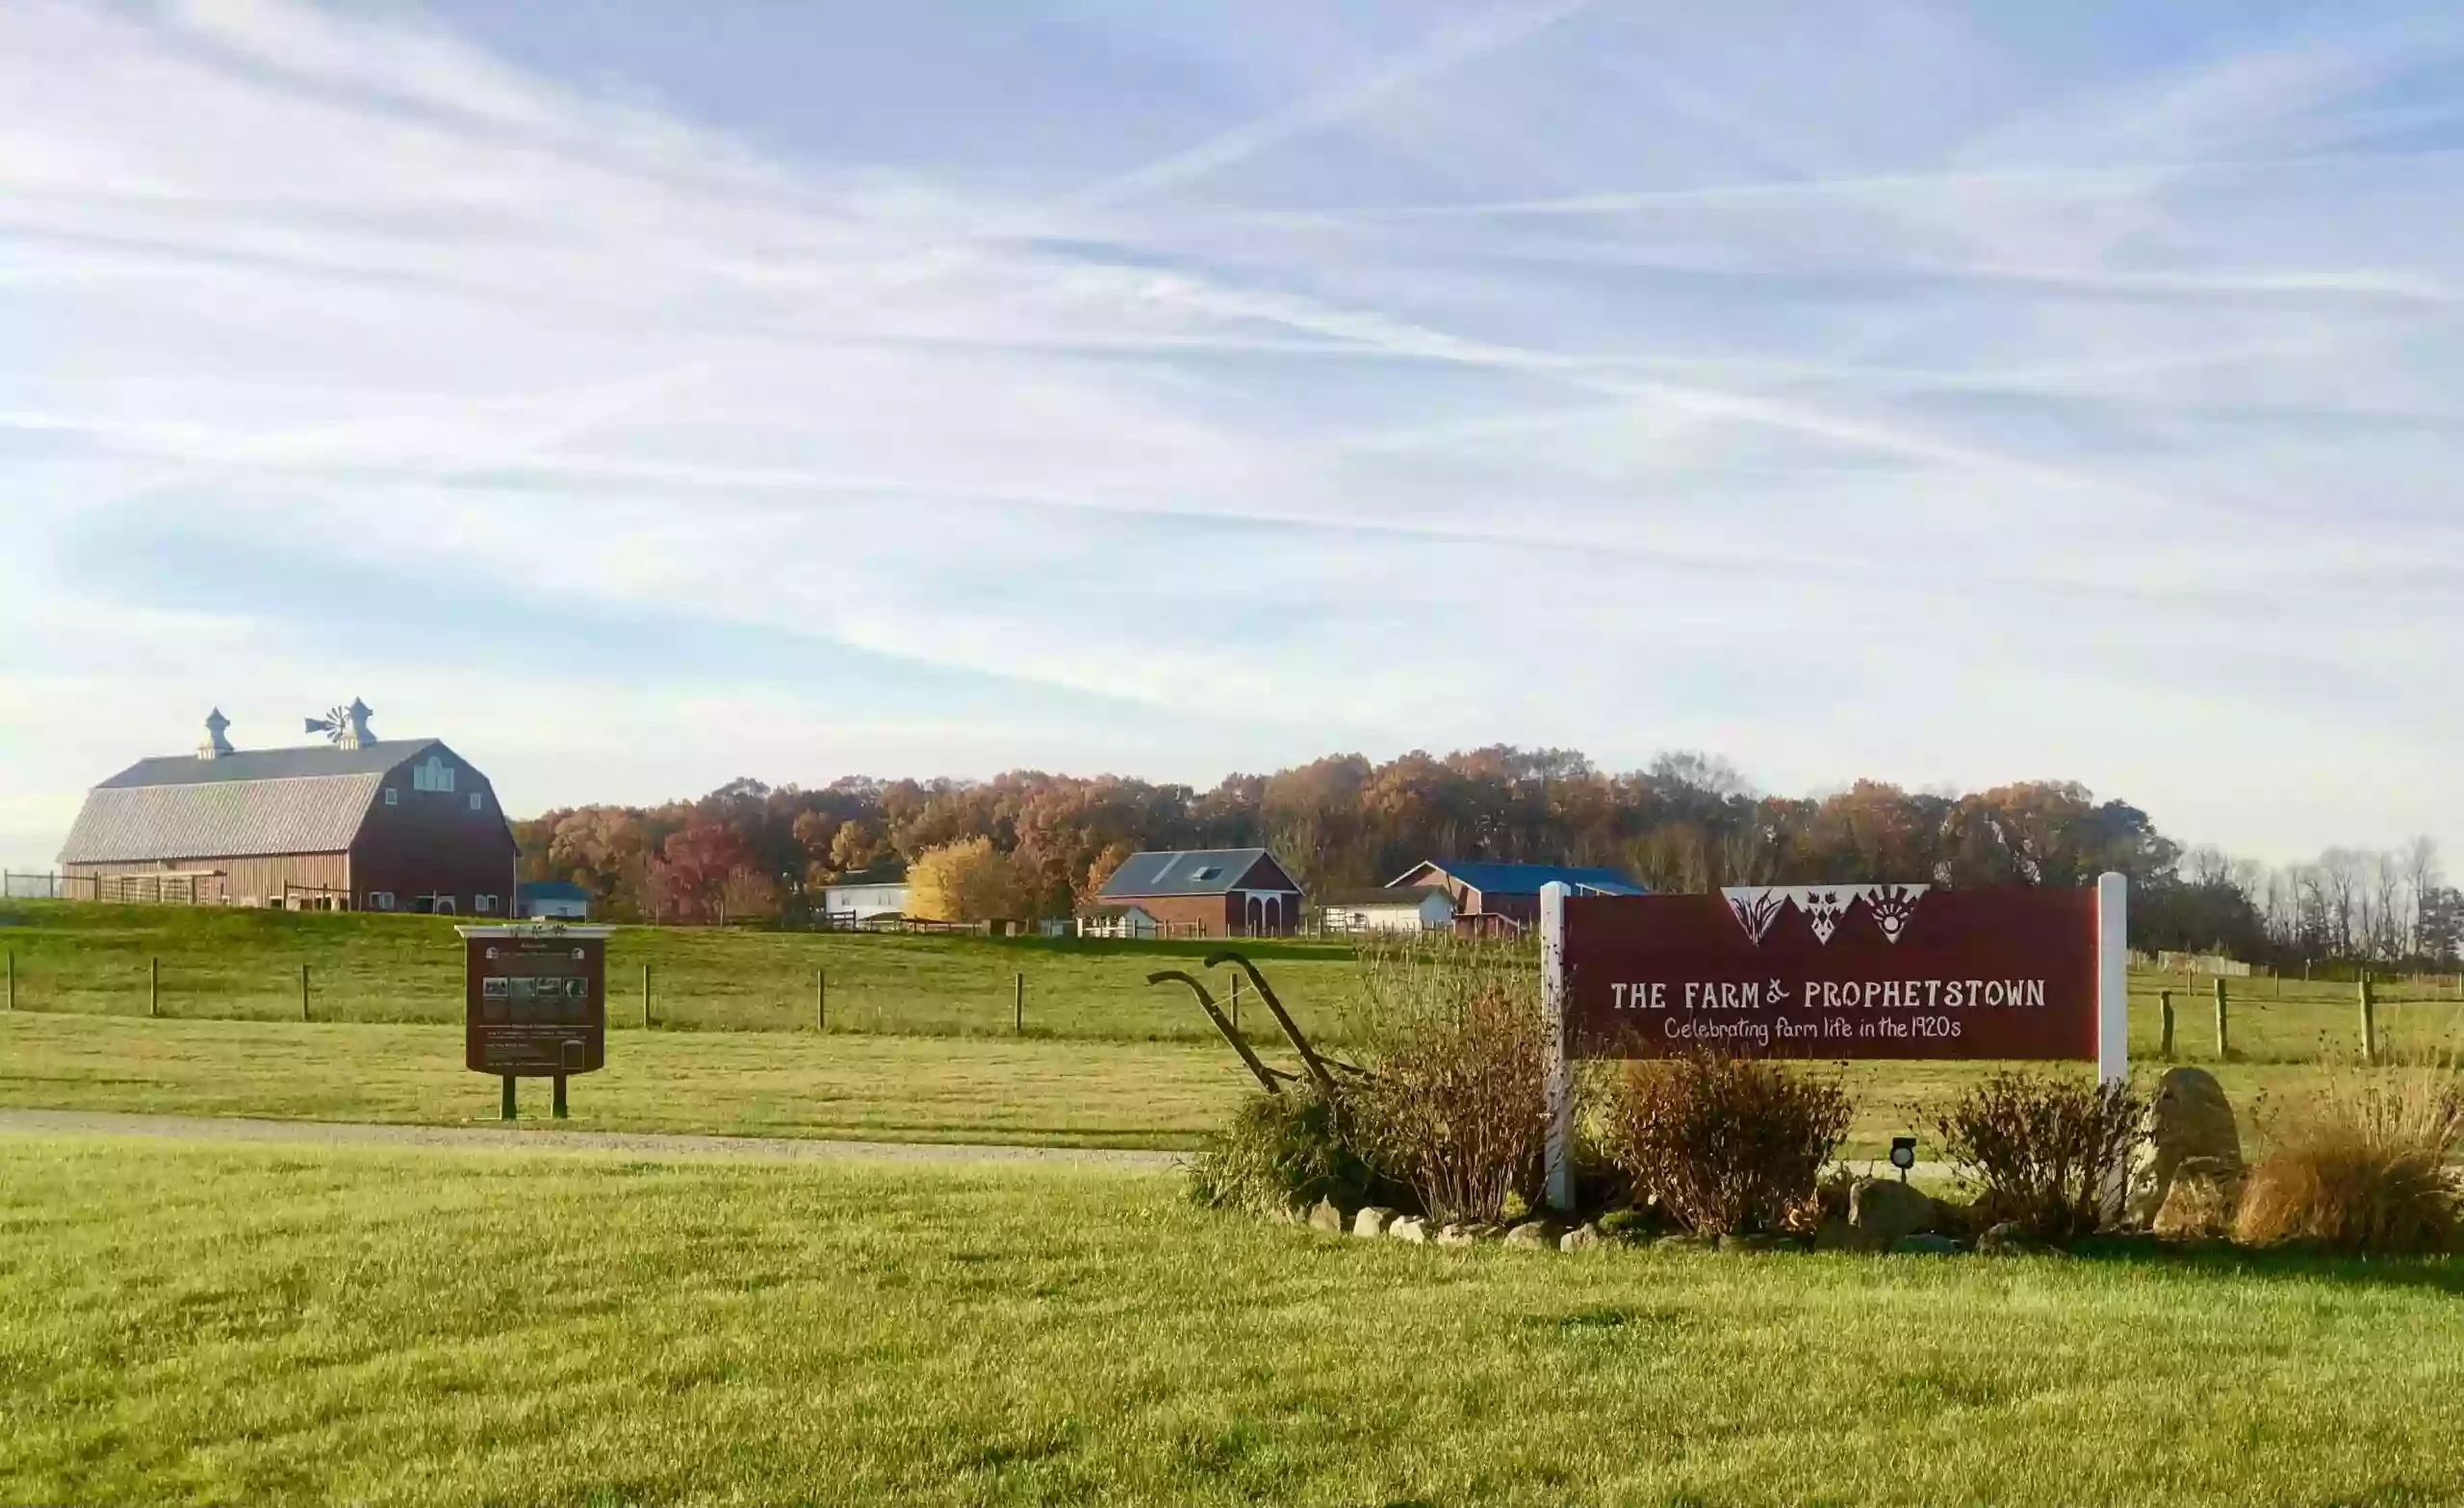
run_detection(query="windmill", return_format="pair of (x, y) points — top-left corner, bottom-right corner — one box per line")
(304, 698), (375, 750)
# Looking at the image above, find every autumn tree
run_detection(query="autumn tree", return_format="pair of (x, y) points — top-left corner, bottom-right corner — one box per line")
(908, 837), (1025, 923)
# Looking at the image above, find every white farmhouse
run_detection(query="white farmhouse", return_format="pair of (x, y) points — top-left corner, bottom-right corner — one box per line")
(1316, 886), (1457, 933)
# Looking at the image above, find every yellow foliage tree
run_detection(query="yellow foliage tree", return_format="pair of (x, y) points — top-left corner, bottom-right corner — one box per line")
(907, 837), (1025, 922)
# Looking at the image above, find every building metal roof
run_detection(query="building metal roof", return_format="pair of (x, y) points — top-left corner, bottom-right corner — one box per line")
(516, 881), (590, 902)
(1390, 860), (1648, 897)
(1095, 848), (1296, 899)
(59, 773), (386, 863)
(96, 739), (441, 789)
(60, 736), (465, 865)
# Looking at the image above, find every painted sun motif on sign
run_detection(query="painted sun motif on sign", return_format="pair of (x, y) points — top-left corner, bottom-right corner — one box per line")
(1866, 884), (1928, 944)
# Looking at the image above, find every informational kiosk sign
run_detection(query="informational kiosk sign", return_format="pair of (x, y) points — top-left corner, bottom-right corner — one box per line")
(456, 924), (612, 1119)
(1537, 875), (2127, 1209)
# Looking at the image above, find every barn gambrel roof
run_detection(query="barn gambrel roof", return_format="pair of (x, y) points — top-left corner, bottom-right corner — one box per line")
(59, 739), (453, 864)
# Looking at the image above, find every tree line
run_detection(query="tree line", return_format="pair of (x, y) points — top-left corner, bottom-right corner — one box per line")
(510, 746), (2456, 966)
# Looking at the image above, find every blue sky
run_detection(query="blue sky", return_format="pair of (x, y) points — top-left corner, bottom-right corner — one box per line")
(3, 0), (2461, 869)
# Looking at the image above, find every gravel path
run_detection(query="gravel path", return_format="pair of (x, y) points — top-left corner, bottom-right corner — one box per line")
(0, 1108), (1183, 1169)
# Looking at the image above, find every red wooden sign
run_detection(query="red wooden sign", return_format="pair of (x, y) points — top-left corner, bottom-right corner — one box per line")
(1559, 885), (2099, 1061)
(460, 925), (609, 1077)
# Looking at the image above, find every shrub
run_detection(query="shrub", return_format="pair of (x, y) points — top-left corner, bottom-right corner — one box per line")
(1597, 1052), (1853, 1237)
(1345, 936), (1549, 1224)
(1933, 1072), (2144, 1243)
(2234, 1065), (2464, 1255)
(1184, 1088), (1386, 1216)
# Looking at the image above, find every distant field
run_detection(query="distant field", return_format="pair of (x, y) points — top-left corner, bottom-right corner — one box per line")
(0, 899), (1367, 1041)
(3, 898), (2457, 1061)
(2, 1013), (2442, 1160)
(9, 1133), (2464, 1506)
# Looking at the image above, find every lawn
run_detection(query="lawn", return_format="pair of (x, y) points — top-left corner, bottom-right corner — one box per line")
(2, 1012), (2450, 1160)
(6, 1133), (2464, 1506)
(0, 898), (1368, 1040)
(0, 1014), (1243, 1149)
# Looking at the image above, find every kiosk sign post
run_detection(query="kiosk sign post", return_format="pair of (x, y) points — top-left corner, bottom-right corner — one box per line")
(457, 924), (612, 1120)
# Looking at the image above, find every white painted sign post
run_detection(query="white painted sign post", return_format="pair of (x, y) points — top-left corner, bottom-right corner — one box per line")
(1540, 881), (1574, 1213)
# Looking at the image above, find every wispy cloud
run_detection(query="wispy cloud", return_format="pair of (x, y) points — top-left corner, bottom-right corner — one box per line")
(1, 0), (2459, 870)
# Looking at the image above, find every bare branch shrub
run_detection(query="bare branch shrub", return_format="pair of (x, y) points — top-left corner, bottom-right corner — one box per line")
(1345, 935), (1548, 1224)
(1599, 1052), (1853, 1236)
(2236, 1062), (2464, 1254)
(1933, 1072), (2145, 1243)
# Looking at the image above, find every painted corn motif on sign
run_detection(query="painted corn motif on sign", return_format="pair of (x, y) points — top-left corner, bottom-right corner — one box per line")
(1560, 885), (2098, 1061)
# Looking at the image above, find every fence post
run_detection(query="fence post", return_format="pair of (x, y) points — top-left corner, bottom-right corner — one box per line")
(641, 963), (652, 1030)
(2159, 991), (2174, 1060)
(815, 969), (826, 1032)
(4, 948), (13, 1011)
(2213, 977), (2229, 1060)
(301, 962), (311, 1022)
(2359, 977), (2378, 1065)
(1014, 972), (1024, 1035)
(149, 957), (160, 1018)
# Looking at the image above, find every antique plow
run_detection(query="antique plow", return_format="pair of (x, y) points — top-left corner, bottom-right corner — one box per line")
(1145, 950), (1369, 1096)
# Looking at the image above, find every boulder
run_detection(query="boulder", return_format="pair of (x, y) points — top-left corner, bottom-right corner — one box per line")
(1888, 1233), (1967, 1256)
(1558, 1223), (1604, 1253)
(1437, 1223), (1500, 1247)
(2151, 1156), (2245, 1240)
(1849, 1177), (1938, 1245)
(1307, 1199), (1348, 1235)
(1350, 1206), (1397, 1240)
(1388, 1215), (1430, 1244)
(1503, 1220), (1560, 1250)
(1974, 1221), (2035, 1256)
(2136, 1067), (2244, 1223)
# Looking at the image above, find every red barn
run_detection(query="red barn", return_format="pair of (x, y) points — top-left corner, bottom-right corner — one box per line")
(56, 704), (517, 914)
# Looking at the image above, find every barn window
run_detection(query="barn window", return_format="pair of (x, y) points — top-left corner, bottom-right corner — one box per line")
(475, 894), (498, 914)
(383, 788), (398, 806)
(412, 756), (456, 794)
(469, 792), (483, 811)
(368, 891), (395, 910)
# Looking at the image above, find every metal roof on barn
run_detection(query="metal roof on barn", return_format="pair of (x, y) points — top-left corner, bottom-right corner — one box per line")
(1390, 859), (1648, 897)
(59, 738), (446, 865)
(1095, 848), (1297, 898)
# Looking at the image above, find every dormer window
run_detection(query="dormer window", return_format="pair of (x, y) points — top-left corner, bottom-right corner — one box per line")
(1191, 866), (1222, 882)
(411, 755), (456, 793)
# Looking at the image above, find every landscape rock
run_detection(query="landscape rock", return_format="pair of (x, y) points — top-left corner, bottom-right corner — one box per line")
(1437, 1223), (1500, 1246)
(1388, 1215), (1430, 1244)
(1503, 1219), (1560, 1250)
(1558, 1223), (1604, 1253)
(2136, 1067), (2244, 1223)
(1849, 1177), (1938, 1245)
(1307, 1199), (1348, 1235)
(2152, 1156), (2246, 1240)
(1888, 1233), (1967, 1256)
(1974, 1220), (2034, 1256)
(1350, 1206), (1397, 1240)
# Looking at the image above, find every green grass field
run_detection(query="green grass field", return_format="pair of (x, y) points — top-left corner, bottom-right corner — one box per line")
(0, 899), (1367, 1040)
(6, 897), (2459, 1059)
(7, 1132), (2463, 1506)
(0, 1012), (2436, 1162)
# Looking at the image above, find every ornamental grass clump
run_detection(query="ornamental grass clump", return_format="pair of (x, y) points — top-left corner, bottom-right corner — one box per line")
(1933, 1071), (2144, 1243)
(1345, 935), (1549, 1225)
(2234, 1063), (2464, 1256)
(1184, 1086), (1389, 1217)
(1599, 1052), (1853, 1236)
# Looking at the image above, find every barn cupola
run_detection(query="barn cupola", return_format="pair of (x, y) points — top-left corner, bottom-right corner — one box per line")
(196, 708), (235, 760)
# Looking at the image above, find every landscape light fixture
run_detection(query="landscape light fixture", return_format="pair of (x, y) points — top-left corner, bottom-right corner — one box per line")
(1889, 1137), (1917, 1184)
